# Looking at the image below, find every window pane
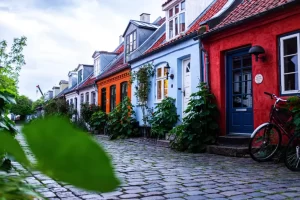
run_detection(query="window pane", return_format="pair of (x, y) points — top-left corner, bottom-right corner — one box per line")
(179, 13), (185, 32)
(169, 20), (173, 38)
(169, 8), (173, 18)
(175, 5), (179, 14)
(157, 68), (162, 78)
(284, 73), (298, 91)
(157, 80), (162, 100)
(164, 67), (168, 77)
(130, 34), (133, 43)
(233, 56), (241, 69)
(181, 0), (185, 10)
(284, 37), (298, 55)
(133, 31), (136, 40)
(242, 55), (252, 68)
(284, 55), (298, 73)
(133, 40), (136, 50)
(175, 17), (178, 36)
(164, 79), (168, 97)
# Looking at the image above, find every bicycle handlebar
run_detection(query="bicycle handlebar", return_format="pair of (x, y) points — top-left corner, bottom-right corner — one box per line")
(264, 92), (289, 103)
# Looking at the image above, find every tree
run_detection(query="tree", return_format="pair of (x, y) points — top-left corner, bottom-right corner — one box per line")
(0, 36), (27, 170)
(32, 97), (44, 111)
(10, 95), (33, 120)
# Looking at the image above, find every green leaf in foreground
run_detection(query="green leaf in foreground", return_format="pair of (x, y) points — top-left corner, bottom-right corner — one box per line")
(0, 131), (30, 166)
(22, 116), (120, 192)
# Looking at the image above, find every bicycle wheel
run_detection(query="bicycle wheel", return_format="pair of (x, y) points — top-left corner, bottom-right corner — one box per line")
(285, 133), (300, 171)
(249, 123), (282, 162)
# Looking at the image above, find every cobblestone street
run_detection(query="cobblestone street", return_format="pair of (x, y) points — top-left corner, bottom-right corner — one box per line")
(11, 135), (300, 200)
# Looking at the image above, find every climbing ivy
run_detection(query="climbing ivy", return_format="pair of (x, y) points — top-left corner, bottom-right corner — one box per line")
(130, 63), (154, 126)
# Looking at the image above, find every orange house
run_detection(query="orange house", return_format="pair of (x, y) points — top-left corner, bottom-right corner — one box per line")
(96, 54), (131, 113)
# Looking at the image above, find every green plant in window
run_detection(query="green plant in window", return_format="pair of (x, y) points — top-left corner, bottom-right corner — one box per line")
(169, 82), (219, 153)
(149, 97), (179, 139)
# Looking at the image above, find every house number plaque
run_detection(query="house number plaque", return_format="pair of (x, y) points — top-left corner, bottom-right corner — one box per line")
(255, 74), (263, 84)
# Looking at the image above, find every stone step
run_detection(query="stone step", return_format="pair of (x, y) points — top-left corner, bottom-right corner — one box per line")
(218, 135), (251, 146)
(206, 145), (249, 157)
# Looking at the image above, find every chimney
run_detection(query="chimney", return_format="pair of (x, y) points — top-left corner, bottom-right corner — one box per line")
(119, 35), (123, 44)
(140, 13), (150, 23)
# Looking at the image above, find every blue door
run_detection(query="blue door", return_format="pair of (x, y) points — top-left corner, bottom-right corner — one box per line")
(227, 50), (254, 134)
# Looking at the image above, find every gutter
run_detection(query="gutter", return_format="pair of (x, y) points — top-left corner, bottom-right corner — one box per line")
(198, 0), (300, 39)
(128, 32), (197, 64)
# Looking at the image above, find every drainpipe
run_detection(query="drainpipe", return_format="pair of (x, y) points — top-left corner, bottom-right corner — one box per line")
(199, 41), (210, 90)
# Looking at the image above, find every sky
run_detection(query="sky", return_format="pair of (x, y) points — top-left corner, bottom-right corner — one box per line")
(0, 0), (164, 100)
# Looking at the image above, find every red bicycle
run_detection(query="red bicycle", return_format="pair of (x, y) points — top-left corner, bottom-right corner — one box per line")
(249, 92), (294, 162)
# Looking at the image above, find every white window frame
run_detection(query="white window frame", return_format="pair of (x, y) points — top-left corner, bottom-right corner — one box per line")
(94, 57), (100, 76)
(80, 93), (84, 104)
(86, 92), (89, 104)
(167, 0), (186, 41)
(280, 33), (300, 94)
(155, 65), (169, 103)
(78, 69), (83, 83)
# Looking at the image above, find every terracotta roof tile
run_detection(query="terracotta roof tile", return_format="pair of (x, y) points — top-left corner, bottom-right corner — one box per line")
(98, 56), (128, 80)
(211, 0), (290, 31)
(78, 76), (96, 89)
(162, 0), (174, 7)
(114, 44), (124, 54)
(145, 0), (228, 55)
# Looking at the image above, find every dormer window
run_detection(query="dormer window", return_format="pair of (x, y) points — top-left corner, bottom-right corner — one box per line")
(78, 69), (83, 83)
(168, 0), (186, 40)
(126, 31), (137, 58)
(94, 58), (100, 76)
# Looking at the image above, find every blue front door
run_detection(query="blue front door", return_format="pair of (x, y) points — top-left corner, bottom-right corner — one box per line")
(227, 50), (254, 134)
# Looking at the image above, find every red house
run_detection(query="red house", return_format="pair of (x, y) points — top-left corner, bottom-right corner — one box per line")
(199, 0), (300, 136)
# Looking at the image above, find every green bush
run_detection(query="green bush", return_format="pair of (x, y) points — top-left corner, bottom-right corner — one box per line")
(149, 97), (179, 139)
(169, 83), (219, 153)
(287, 96), (300, 131)
(90, 110), (107, 134)
(107, 97), (138, 140)
(80, 103), (100, 124)
(44, 98), (69, 117)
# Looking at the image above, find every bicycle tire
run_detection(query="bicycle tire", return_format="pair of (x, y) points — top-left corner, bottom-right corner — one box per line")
(284, 133), (300, 171)
(249, 123), (282, 162)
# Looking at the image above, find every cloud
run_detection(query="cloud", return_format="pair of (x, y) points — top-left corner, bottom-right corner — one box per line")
(0, 0), (164, 100)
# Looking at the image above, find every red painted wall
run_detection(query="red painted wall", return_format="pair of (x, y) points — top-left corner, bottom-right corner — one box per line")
(203, 6), (300, 136)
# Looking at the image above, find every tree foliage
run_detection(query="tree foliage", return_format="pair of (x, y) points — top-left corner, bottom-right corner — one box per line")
(10, 95), (33, 119)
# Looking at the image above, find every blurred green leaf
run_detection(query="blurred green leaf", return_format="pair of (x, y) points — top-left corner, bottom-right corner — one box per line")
(0, 131), (30, 166)
(22, 116), (120, 192)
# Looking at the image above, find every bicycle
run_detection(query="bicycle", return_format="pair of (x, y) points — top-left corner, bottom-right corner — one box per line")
(249, 92), (294, 162)
(285, 132), (300, 171)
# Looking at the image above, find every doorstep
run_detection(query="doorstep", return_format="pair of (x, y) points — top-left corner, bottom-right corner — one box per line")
(206, 145), (249, 157)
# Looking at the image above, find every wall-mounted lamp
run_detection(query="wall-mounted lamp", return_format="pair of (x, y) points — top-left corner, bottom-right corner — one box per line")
(165, 63), (171, 80)
(249, 45), (266, 62)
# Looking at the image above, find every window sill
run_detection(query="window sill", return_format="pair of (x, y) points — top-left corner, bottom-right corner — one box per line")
(281, 91), (300, 96)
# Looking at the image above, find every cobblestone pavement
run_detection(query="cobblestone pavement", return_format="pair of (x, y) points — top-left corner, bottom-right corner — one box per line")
(9, 134), (300, 200)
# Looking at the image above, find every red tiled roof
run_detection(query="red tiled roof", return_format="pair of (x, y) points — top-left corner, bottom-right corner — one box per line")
(145, 34), (166, 54)
(162, 0), (173, 7)
(145, 0), (228, 54)
(211, 0), (291, 31)
(114, 44), (124, 54)
(78, 76), (96, 90)
(98, 56), (129, 80)
(157, 17), (166, 26)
